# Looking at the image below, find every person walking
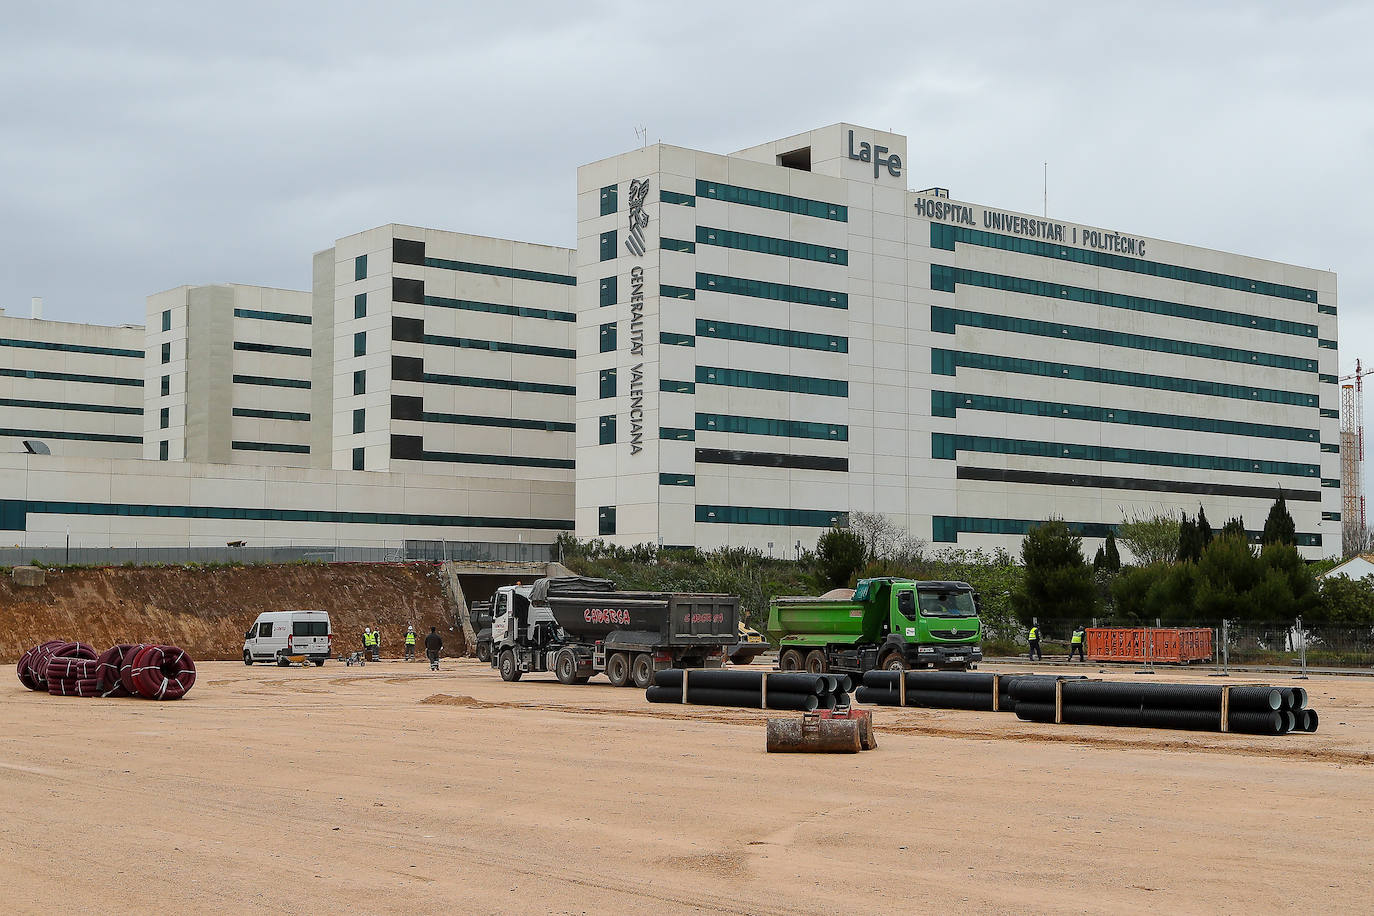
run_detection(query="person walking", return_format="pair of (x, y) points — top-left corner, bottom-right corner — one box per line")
(405, 626), (416, 661)
(424, 626), (443, 671)
(1069, 625), (1086, 662)
(1027, 624), (1042, 662)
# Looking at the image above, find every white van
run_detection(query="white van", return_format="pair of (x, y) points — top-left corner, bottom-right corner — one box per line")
(242, 610), (332, 666)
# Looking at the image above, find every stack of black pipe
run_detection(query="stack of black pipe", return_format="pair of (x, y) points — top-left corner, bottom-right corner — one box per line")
(646, 669), (852, 711)
(1010, 679), (1319, 735)
(856, 671), (1000, 711)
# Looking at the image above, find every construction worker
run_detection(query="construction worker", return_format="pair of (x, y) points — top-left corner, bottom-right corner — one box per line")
(1027, 623), (1042, 662)
(424, 626), (442, 671)
(1069, 625), (1086, 662)
(372, 626), (382, 661)
(405, 625), (416, 661)
(363, 627), (374, 660)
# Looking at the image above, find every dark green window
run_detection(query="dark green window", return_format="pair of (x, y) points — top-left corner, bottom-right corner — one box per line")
(159, 407), (169, 429)
(1323, 511), (1342, 521)
(661, 189), (695, 207)
(418, 411), (571, 432)
(932, 390), (1318, 442)
(422, 372), (575, 396)
(929, 264), (1318, 339)
(600, 276), (618, 307)
(696, 179), (846, 221)
(931, 515), (1320, 548)
(662, 238), (696, 253)
(422, 295), (574, 323)
(1322, 479), (1341, 488)
(696, 319), (846, 353)
(0, 427), (139, 445)
(234, 308), (311, 325)
(659, 332), (694, 347)
(159, 441), (168, 461)
(1320, 374), (1339, 384)
(0, 368), (142, 388)
(354, 293), (366, 319)
(233, 374), (311, 389)
(599, 230), (617, 262)
(419, 333), (574, 360)
(932, 223), (1319, 305)
(660, 285), (695, 300)
(354, 331), (365, 357)
(661, 379), (696, 394)
(931, 349), (1318, 408)
(233, 408), (311, 422)
(599, 415), (615, 445)
(352, 448), (364, 471)
(232, 441), (310, 455)
(355, 255), (367, 281)
(161, 342), (170, 364)
(660, 427), (695, 441)
(660, 473), (695, 487)
(422, 257), (575, 286)
(599, 368), (616, 399)
(353, 408), (365, 435)
(931, 432), (1320, 477)
(1321, 443), (1340, 453)
(697, 365), (847, 398)
(0, 338), (142, 359)
(160, 376), (169, 397)
(697, 272), (846, 310)
(353, 369), (365, 396)
(408, 449), (575, 470)
(598, 506), (616, 536)
(1320, 408), (1340, 419)
(1318, 305), (1338, 316)
(0, 397), (141, 416)
(696, 413), (846, 441)
(161, 310), (170, 332)
(234, 341), (312, 357)
(695, 505), (848, 527)
(696, 226), (846, 265)
(600, 322), (616, 353)
(1319, 339), (1337, 349)
(600, 184), (618, 215)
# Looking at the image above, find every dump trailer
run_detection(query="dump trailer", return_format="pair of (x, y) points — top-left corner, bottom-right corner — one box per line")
(489, 576), (739, 689)
(768, 578), (982, 674)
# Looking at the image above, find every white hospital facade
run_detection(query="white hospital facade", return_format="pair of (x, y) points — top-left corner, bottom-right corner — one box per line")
(0, 123), (1341, 557)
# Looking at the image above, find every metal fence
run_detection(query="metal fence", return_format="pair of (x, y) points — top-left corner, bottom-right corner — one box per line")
(0, 539), (555, 568)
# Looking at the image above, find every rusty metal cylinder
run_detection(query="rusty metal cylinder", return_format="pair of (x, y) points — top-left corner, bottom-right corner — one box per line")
(765, 715), (862, 753)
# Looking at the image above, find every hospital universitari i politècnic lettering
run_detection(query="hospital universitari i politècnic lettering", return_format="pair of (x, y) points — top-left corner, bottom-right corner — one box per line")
(913, 196), (1148, 257)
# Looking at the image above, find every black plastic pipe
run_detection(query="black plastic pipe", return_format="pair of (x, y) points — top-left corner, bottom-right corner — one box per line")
(652, 669), (828, 695)
(1014, 702), (1289, 734)
(644, 685), (820, 710)
(862, 671), (997, 693)
(1009, 679), (1282, 712)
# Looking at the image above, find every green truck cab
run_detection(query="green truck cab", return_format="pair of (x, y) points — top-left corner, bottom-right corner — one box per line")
(767, 578), (982, 674)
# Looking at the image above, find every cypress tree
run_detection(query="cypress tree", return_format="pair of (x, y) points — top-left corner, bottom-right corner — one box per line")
(1222, 516), (1246, 540)
(1261, 490), (1297, 547)
(1093, 545), (1106, 569)
(1104, 530), (1122, 571)
(1197, 506), (1213, 547)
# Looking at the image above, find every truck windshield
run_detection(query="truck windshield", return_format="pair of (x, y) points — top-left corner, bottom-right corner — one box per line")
(917, 590), (977, 618)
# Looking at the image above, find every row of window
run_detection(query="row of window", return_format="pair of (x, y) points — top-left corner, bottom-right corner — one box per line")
(0, 427), (141, 444)
(957, 465), (1320, 504)
(234, 308), (311, 325)
(932, 514), (1321, 547)
(931, 390), (1319, 442)
(661, 285), (695, 300)
(233, 341), (312, 357)
(0, 337), (142, 359)
(695, 505), (848, 527)
(696, 180), (847, 221)
(1319, 305), (1338, 316)
(413, 409), (573, 433)
(696, 272), (847, 309)
(232, 374), (311, 389)
(660, 473), (696, 487)
(600, 184), (617, 216)
(932, 306), (1317, 373)
(660, 331), (693, 347)
(662, 238), (696, 254)
(231, 441), (310, 454)
(931, 432), (1321, 477)
(930, 264), (1319, 340)
(932, 349), (1319, 408)
(421, 294), (575, 324)
(661, 379), (696, 394)
(1321, 373), (1339, 384)
(695, 225), (847, 266)
(415, 332), (575, 360)
(1320, 408), (1340, 419)
(661, 427), (694, 440)
(696, 412), (847, 441)
(696, 318), (847, 353)
(0, 367), (142, 388)
(418, 370), (575, 397)
(232, 408), (311, 422)
(929, 223), (1319, 305)
(696, 365), (848, 398)
(0, 498), (573, 532)
(423, 256), (575, 286)
(661, 189), (695, 207)
(697, 447), (848, 472)
(391, 432), (574, 470)
(0, 396), (141, 416)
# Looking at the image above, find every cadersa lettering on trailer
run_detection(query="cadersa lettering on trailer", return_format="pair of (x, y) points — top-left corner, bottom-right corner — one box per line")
(584, 608), (632, 625)
(682, 613), (726, 625)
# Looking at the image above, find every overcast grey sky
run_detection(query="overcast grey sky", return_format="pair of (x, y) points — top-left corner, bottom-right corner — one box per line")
(1, 1), (1368, 367)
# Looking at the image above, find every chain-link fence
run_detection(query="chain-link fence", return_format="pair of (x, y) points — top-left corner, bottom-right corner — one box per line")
(0, 539), (555, 568)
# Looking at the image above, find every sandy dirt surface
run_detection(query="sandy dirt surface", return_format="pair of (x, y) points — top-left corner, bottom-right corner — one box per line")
(2, 659), (1372, 915)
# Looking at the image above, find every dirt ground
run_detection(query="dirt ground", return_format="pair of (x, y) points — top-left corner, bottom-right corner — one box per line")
(2, 659), (1371, 915)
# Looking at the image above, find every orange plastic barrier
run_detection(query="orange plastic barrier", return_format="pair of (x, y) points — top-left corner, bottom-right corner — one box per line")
(1085, 627), (1212, 664)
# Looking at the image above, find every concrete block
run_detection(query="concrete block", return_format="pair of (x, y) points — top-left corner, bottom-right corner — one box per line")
(12, 565), (45, 587)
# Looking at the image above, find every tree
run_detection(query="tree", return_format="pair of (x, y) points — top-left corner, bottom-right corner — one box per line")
(1011, 518), (1097, 624)
(848, 511), (925, 563)
(1222, 516), (1246, 540)
(1093, 546), (1107, 569)
(1197, 507), (1213, 547)
(1261, 490), (1296, 547)
(1116, 511), (1182, 566)
(1314, 573), (1374, 625)
(1192, 531), (1261, 621)
(1103, 531), (1122, 572)
(814, 527), (865, 590)
(1177, 511), (1202, 563)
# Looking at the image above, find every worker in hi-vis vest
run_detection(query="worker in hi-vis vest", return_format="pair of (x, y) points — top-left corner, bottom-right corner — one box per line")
(405, 626), (416, 661)
(1069, 625), (1086, 662)
(1027, 624), (1042, 662)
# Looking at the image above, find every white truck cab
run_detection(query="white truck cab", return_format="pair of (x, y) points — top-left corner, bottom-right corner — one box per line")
(243, 610), (332, 666)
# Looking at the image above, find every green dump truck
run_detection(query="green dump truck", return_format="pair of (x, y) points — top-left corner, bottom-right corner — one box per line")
(767, 578), (982, 674)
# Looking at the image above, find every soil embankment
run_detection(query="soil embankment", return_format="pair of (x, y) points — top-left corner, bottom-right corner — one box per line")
(0, 563), (461, 662)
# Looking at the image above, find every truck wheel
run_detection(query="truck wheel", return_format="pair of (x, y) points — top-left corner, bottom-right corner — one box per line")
(276, 654), (291, 668)
(243, 651), (253, 666)
(631, 653), (653, 689)
(881, 652), (906, 671)
(476, 642), (492, 663)
(606, 652), (632, 687)
(778, 649), (805, 671)
(555, 650), (581, 685)
(804, 650), (828, 674)
(498, 650), (522, 682)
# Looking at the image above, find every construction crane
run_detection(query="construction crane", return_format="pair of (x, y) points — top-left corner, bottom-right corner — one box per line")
(1340, 359), (1374, 553)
